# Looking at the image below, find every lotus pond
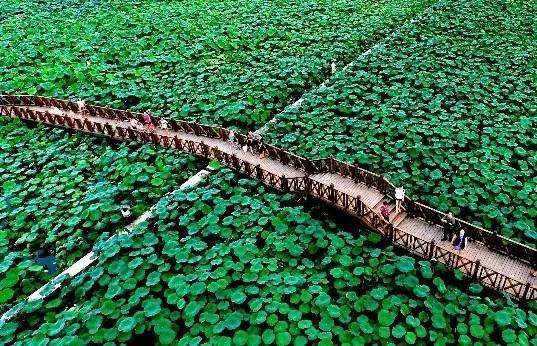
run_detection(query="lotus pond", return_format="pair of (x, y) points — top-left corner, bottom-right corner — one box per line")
(1, 168), (536, 345)
(264, 0), (537, 246)
(0, 118), (201, 310)
(0, 0), (435, 130)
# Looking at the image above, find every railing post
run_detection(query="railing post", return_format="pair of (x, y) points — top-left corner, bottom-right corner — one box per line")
(328, 157), (334, 174)
(355, 197), (362, 215)
(472, 260), (480, 280)
(522, 282), (531, 301)
(280, 175), (288, 191)
(428, 241), (435, 259)
(255, 164), (263, 180)
(388, 224), (394, 242)
(304, 176), (311, 194)
(201, 141), (209, 157)
(326, 184), (333, 203)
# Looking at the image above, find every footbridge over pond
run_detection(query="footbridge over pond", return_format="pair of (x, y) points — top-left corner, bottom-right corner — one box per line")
(1, 95), (535, 301)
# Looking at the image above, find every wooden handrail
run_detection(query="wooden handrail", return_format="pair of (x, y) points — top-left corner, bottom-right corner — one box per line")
(1, 95), (535, 300)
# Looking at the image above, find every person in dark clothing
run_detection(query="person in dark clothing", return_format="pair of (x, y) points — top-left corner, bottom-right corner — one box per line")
(441, 212), (456, 241)
(121, 205), (134, 224)
(452, 229), (467, 252)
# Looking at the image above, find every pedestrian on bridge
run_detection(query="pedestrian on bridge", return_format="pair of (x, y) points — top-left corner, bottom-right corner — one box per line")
(395, 186), (405, 213)
(228, 130), (236, 146)
(255, 132), (266, 159)
(246, 131), (255, 154)
(441, 212), (456, 242)
(143, 111), (155, 132)
(49, 106), (63, 116)
(76, 100), (86, 114)
(380, 201), (391, 221)
(129, 118), (144, 131)
(453, 228), (467, 252)
(159, 118), (169, 131)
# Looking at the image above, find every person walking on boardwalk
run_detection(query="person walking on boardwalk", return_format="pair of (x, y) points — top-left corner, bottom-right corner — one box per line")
(76, 100), (86, 114)
(246, 131), (255, 154)
(129, 118), (144, 131)
(159, 118), (170, 137)
(453, 228), (467, 252)
(254, 132), (266, 159)
(228, 130), (236, 147)
(395, 186), (405, 213)
(159, 118), (169, 132)
(49, 106), (63, 116)
(143, 111), (155, 132)
(441, 212), (456, 241)
(380, 201), (391, 221)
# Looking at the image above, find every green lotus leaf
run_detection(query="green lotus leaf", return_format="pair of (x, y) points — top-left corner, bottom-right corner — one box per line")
(117, 316), (137, 332)
(262, 329), (275, 344)
(143, 298), (162, 317)
(378, 309), (396, 327)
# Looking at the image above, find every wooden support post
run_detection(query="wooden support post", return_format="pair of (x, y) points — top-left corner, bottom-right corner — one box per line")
(329, 184), (335, 203)
(522, 282), (531, 301)
(388, 225), (394, 242)
(428, 241), (435, 259)
(304, 176), (311, 194)
(255, 165), (263, 180)
(472, 260), (480, 280)
(201, 141), (208, 157)
(355, 197), (362, 215)
(280, 175), (288, 191)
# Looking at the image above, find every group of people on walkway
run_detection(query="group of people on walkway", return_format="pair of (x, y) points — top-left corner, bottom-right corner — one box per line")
(381, 188), (467, 253)
(227, 129), (265, 158)
(128, 111), (158, 132)
(441, 212), (467, 251)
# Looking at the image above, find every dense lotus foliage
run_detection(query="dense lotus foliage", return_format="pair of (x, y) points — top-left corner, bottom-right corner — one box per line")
(0, 118), (200, 309)
(1, 169), (536, 345)
(264, 0), (537, 246)
(0, 0), (435, 129)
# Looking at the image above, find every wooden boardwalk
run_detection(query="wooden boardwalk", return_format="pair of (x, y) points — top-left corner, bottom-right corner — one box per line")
(1, 95), (535, 300)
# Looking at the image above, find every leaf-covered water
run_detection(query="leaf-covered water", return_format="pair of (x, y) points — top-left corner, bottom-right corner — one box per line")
(2, 169), (535, 345)
(0, 118), (201, 309)
(0, 0), (434, 130)
(264, 0), (537, 246)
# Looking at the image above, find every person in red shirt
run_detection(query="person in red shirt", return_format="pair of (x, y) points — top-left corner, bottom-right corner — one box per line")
(380, 201), (391, 221)
(143, 111), (155, 132)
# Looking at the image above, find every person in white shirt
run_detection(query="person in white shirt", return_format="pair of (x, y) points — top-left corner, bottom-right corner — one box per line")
(159, 118), (169, 136)
(76, 100), (86, 113)
(120, 205), (133, 224)
(129, 118), (143, 131)
(49, 106), (63, 116)
(160, 118), (169, 130)
(395, 186), (405, 213)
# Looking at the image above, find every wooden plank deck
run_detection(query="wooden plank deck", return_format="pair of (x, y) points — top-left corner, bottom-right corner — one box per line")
(3, 101), (536, 299)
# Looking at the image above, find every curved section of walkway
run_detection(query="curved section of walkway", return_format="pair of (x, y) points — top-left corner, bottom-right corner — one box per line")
(1, 95), (535, 300)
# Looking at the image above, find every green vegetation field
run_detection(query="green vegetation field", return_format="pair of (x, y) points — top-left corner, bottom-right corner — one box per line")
(2, 169), (536, 345)
(0, 118), (201, 309)
(1, 0), (537, 344)
(0, 0), (434, 129)
(265, 0), (537, 246)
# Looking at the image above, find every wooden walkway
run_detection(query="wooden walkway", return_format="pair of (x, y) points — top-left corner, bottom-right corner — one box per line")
(1, 95), (535, 300)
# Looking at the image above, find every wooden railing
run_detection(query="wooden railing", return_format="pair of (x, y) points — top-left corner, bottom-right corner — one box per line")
(1, 95), (535, 301)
